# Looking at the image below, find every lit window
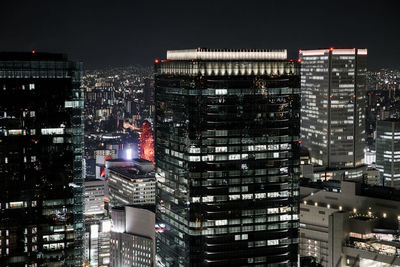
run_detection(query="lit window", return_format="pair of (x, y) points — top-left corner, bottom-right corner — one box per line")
(229, 194), (240, 200)
(242, 194), (253, 200)
(216, 89), (227, 95)
(267, 239), (279, 246)
(215, 220), (227, 226)
(229, 154), (240, 160)
(215, 146), (227, 153)
(255, 193), (266, 199)
(189, 156), (200, 162)
(41, 128), (64, 135)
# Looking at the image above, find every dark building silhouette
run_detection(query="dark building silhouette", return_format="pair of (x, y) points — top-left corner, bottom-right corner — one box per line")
(0, 52), (84, 266)
(143, 78), (154, 106)
(155, 48), (301, 266)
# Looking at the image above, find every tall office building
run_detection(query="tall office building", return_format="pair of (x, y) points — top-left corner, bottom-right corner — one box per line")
(300, 48), (367, 170)
(110, 205), (155, 267)
(376, 119), (400, 188)
(0, 52), (84, 266)
(155, 48), (300, 266)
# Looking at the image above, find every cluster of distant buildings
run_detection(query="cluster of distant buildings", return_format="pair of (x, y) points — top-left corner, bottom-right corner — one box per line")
(84, 156), (156, 267)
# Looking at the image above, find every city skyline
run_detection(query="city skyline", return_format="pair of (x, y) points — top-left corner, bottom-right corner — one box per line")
(0, 0), (399, 70)
(3, 1), (400, 266)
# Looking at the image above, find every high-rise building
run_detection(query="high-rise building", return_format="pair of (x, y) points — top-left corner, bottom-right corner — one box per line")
(110, 205), (155, 267)
(0, 52), (84, 265)
(376, 119), (400, 188)
(155, 48), (301, 266)
(299, 48), (367, 169)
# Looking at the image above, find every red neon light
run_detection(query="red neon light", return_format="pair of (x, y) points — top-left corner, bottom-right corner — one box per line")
(297, 59), (302, 63)
(139, 120), (154, 166)
(154, 59), (159, 63)
(32, 50), (36, 54)
(298, 140), (302, 144)
(329, 47), (334, 51)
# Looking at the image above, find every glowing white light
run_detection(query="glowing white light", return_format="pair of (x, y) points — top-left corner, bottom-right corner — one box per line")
(125, 148), (133, 160)
(167, 49), (287, 60)
(102, 220), (111, 233)
(300, 49), (329, 56)
(90, 224), (99, 239)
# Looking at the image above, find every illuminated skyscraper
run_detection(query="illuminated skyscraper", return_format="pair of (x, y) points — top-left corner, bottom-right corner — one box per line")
(376, 119), (400, 188)
(299, 48), (367, 170)
(155, 48), (300, 266)
(0, 52), (84, 266)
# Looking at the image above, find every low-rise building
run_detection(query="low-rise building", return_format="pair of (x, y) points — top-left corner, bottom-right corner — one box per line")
(300, 180), (400, 267)
(108, 159), (155, 207)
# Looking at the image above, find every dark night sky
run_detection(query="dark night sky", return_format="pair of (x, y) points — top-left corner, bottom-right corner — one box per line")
(0, 0), (399, 70)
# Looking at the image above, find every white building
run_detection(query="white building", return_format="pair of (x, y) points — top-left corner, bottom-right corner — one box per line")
(84, 178), (105, 216)
(111, 205), (155, 267)
(84, 218), (111, 267)
(300, 181), (400, 267)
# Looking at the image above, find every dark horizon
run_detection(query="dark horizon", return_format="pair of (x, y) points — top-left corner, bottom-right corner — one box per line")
(1, 0), (399, 70)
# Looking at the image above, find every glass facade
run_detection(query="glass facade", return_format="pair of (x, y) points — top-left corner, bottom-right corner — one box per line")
(155, 49), (300, 266)
(300, 48), (367, 169)
(0, 52), (84, 266)
(376, 120), (400, 188)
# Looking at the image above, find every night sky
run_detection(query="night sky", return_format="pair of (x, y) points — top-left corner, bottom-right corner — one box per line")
(1, 0), (398, 70)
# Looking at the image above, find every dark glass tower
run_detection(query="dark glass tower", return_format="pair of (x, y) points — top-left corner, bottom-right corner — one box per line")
(0, 52), (84, 266)
(155, 49), (300, 266)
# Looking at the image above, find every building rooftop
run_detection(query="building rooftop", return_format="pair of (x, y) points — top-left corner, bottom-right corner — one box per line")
(0, 51), (68, 61)
(109, 166), (155, 178)
(112, 204), (155, 213)
(299, 48), (367, 56)
(166, 48), (287, 61)
(301, 179), (400, 203)
(85, 176), (103, 182)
